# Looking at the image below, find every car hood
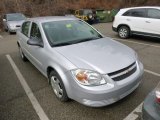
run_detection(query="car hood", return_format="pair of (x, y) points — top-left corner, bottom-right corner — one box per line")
(54, 37), (136, 74)
(7, 20), (24, 26)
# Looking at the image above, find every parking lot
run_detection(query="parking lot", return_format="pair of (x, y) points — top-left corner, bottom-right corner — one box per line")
(0, 22), (160, 120)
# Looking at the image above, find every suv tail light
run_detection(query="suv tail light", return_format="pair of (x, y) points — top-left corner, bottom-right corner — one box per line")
(156, 90), (160, 103)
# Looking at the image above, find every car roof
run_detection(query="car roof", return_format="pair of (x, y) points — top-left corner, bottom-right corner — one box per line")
(121, 6), (160, 10)
(27, 16), (78, 23)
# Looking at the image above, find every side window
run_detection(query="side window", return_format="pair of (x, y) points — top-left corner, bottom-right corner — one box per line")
(147, 9), (160, 19)
(22, 21), (31, 37)
(130, 9), (146, 17)
(123, 10), (131, 16)
(30, 22), (42, 41)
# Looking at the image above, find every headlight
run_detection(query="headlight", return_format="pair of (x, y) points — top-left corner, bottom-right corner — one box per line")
(89, 14), (93, 19)
(71, 69), (106, 86)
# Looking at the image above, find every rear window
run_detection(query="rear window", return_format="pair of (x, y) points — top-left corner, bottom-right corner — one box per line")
(123, 9), (146, 17)
(7, 13), (26, 21)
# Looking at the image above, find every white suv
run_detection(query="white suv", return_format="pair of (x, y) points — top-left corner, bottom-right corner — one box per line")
(113, 6), (160, 39)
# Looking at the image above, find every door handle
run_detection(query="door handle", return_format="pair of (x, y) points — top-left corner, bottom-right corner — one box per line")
(145, 21), (151, 23)
(126, 19), (131, 21)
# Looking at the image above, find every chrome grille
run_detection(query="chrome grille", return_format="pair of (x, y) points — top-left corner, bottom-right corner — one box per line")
(108, 62), (137, 81)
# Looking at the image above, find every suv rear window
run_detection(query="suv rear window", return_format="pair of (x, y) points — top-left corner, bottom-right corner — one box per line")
(123, 9), (146, 17)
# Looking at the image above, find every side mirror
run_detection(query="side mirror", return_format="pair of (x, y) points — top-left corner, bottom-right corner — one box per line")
(27, 37), (43, 47)
(3, 19), (6, 22)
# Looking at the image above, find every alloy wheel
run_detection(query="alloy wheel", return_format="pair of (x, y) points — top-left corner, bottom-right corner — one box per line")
(51, 76), (63, 98)
(119, 28), (128, 38)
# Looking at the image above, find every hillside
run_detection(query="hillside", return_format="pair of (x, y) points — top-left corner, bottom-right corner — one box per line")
(0, 0), (160, 30)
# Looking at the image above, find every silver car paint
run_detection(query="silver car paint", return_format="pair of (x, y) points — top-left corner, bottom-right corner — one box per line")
(7, 20), (24, 32)
(54, 37), (136, 74)
(17, 17), (144, 107)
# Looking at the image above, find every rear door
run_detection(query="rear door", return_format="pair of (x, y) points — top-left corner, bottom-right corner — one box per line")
(123, 8), (147, 33)
(27, 22), (46, 73)
(19, 21), (31, 59)
(145, 8), (160, 36)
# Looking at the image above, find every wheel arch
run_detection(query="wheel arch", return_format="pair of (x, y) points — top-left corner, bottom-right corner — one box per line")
(117, 24), (131, 34)
(47, 66), (56, 79)
(46, 65), (69, 84)
(46, 65), (71, 97)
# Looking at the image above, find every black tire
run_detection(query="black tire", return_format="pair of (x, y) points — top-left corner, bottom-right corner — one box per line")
(118, 26), (130, 39)
(49, 71), (69, 102)
(19, 46), (28, 62)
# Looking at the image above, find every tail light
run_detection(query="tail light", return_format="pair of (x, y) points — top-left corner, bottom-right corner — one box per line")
(155, 90), (160, 103)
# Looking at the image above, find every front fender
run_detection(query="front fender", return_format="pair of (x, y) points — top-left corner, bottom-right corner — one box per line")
(45, 50), (77, 96)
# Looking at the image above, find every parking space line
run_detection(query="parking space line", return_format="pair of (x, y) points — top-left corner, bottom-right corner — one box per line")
(144, 69), (160, 77)
(124, 69), (160, 120)
(123, 103), (143, 120)
(112, 38), (160, 48)
(6, 54), (49, 120)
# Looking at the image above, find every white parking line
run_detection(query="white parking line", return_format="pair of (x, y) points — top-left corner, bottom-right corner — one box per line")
(5, 53), (160, 120)
(6, 55), (49, 120)
(124, 70), (160, 120)
(112, 38), (160, 48)
(123, 103), (143, 120)
(145, 69), (160, 77)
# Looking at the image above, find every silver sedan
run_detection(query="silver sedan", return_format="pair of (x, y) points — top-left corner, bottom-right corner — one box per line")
(3, 13), (26, 34)
(17, 17), (144, 107)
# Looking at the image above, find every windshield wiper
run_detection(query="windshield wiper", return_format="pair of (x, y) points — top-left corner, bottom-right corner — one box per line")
(52, 37), (101, 47)
(51, 42), (73, 47)
(72, 37), (101, 44)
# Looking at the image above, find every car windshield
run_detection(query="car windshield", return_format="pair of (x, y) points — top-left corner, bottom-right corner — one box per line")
(7, 13), (26, 21)
(42, 20), (103, 47)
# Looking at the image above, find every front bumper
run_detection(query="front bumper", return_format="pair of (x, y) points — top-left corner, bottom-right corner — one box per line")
(142, 91), (160, 120)
(8, 27), (20, 32)
(65, 62), (144, 107)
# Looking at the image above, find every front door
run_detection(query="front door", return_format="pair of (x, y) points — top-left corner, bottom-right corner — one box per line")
(27, 22), (46, 73)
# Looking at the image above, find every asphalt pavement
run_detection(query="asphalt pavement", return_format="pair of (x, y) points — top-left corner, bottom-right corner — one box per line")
(0, 23), (160, 120)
